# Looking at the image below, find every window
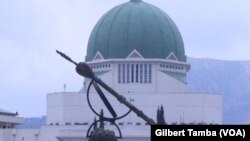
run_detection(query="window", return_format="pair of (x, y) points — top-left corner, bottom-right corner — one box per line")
(118, 64), (121, 83)
(149, 64), (152, 83)
(122, 64), (126, 83)
(136, 64), (139, 83)
(118, 63), (152, 84)
(127, 64), (130, 83)
(140, 64), (143, 83)
(144, 64), (147, 83)
(131, 64), (134, 83)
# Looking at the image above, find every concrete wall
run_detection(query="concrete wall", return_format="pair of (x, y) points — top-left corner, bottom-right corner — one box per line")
(47, 93), (85, 125)
(1, 91), (222, 141)
(0, 126), (150, 141)
(155, 70), (187, 93)
(0, 115), (23, 125)
(0, 129), (38, 141)
(84, 60), (188, 94)
(47, 92), (222, 125)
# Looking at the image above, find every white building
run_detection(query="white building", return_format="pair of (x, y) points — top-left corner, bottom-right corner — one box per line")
(0, 0), (222, 141)
(0, 108), (23, 141)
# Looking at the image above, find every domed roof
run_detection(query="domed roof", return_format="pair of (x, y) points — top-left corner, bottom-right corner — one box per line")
(86, 0), (186, 62)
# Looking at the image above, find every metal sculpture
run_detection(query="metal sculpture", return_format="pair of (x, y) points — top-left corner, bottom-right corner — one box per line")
(56, 50), (155, 138)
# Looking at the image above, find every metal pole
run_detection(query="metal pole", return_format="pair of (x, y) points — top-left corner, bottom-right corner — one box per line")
(56, 50), (156, 125)
(92, 76), (155, 125)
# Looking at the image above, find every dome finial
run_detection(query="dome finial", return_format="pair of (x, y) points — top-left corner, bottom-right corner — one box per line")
(130, 0), (142, 2)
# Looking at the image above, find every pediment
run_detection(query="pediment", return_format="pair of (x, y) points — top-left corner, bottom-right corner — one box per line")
(127, 49), (143, 58)
(93, 52), (104, 60)
(166, 52), (178, 61)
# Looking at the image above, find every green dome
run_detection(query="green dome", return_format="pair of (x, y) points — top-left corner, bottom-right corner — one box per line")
(86, 0), (186, 62)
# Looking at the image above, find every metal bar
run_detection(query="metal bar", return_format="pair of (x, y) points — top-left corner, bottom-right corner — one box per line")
(56, 50), (78, 66)
(93, 81), (117, 118)
(92, 76), (156, 125)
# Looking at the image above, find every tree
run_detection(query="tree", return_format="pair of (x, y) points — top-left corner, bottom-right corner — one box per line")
(157, 105), (166, 125)
(160, 105), (166, 124)
(157, 107), (160, 124)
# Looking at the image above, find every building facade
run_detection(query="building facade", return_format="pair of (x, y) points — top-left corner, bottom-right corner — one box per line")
(1, 0), (222, 141)
(0, 108), (23, 141)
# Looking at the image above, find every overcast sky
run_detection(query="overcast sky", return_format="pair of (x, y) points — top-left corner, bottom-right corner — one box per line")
(0, 0), (250, 117)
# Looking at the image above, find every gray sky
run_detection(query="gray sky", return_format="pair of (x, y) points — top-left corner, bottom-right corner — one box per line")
(0, 0), (250, 117)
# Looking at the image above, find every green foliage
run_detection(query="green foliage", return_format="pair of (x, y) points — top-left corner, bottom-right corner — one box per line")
(89, 109), (117, 141)
(89, 128), (117, 141)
